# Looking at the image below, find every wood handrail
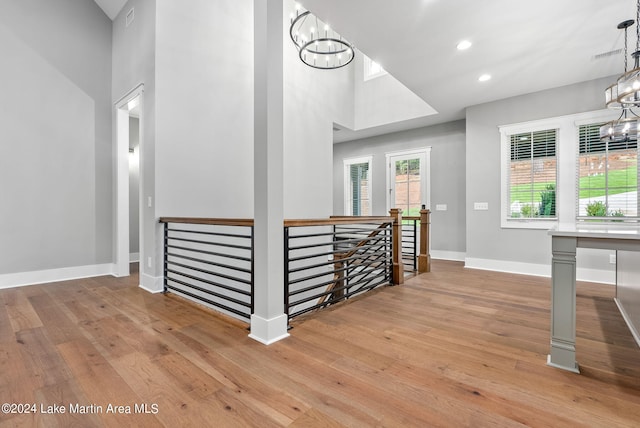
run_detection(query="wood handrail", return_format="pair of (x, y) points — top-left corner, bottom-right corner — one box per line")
(285, 216), (394, 227)
(162, 216), (395, 228)
(402, 216), (420, 221)
(159, 217), (254, 227)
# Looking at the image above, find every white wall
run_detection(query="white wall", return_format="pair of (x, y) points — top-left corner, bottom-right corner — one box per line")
(155, 0), (255, 220)
(283, 0), (355, 219)
(333, 120), (466, 257)
(353, 53), (436, 130)
(465, 76), (618, 280)
(129, 117), (140, 255)
(0, 0), (112, 277)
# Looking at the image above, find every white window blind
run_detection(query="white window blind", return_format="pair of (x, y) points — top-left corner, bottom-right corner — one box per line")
(577, 123), (638, 219)
(507, 129), (557, 219)
(347, 161), (371, 215)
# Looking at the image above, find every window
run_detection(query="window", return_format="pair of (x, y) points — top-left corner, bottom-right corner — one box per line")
(364, 55), (388, 81)
(344, 157), (372, 216)
(506, 129), (558, 222)
(577, 123), (638, 220)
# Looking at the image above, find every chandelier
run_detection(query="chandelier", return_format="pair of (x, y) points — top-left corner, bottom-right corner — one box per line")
(600, 18), (639, 142)
(617, 0), (640, 107)
(289, 4), (355, 70)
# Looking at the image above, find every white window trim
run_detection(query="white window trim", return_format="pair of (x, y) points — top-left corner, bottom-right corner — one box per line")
(499, 109), (617, 229)
(385, 148), (431, 213)
(343, 156), (373, 216)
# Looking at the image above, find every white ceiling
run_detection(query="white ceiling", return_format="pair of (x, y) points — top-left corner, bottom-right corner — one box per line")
(94, 0), (638, 141)
(304, 0), (636, 141)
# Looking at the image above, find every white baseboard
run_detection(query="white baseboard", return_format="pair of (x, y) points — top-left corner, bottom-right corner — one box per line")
(248, 313), (289, 345)
(431, 250), (466, 262)
(140, 273), (163, 293)
(464, 257), (615, 284)
(129, 252), (140, 263)
(0, 263), (115, 290)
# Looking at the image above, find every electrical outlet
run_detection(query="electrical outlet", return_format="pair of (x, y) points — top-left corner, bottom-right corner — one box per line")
(147, 257), (152, 268)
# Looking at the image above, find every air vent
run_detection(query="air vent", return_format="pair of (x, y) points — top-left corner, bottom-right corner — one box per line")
(593, 48), (622, 60)
(126, 8), (135, 27)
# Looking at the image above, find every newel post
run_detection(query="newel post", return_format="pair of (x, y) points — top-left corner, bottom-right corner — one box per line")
(389, 208), (404, 285)
(418, 208), (431, 273)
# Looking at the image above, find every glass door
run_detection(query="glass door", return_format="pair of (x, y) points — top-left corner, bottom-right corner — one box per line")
(389, 153), (425, 216)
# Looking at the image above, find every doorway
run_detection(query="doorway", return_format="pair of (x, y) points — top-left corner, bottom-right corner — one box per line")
(386, 148), (431, 215)
(115, 84), (144, 278)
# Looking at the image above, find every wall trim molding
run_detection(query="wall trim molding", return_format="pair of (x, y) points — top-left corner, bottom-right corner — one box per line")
(140, 273), (163, 293)
(431, 250), (466, 262)
(464, 257), (615, 284)
(249, 313), (289, 345)
(129, 252), (140, 263)
(0, 264), (115, 290)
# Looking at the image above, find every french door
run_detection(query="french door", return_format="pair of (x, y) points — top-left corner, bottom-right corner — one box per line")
(387, 149), (430, 215)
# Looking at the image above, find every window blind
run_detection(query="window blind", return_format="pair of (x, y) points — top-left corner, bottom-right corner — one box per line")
(577, 123), (638, 219)
(508, 129), (557, 219)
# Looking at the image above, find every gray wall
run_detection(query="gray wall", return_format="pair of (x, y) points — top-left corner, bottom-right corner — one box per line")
(333, 120), (466, 255)
(465, 76), (615, 272)
(0, 0), (112, 274)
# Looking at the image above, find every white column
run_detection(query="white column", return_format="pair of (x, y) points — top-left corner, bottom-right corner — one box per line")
(250, 0), (289, 344)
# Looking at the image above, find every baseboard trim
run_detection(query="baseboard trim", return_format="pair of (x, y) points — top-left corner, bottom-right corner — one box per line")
(249, 313), (289, 345)
(140, 273), (163, 293)
(0, 263), (115, 290)
(431, 250), (466, 262)
(464, 257), (614, 284)
(129, 252), (140, 263)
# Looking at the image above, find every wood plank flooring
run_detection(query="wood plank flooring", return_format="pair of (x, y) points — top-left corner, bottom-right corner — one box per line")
(1, 261), (639, 427)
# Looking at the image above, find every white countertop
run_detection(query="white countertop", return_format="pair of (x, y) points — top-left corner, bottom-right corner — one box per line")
(549, 225), (640, 240)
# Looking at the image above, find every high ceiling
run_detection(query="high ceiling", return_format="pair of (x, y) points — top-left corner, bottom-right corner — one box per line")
(95, 0), (638, 140)
(303, 0), (636, 140)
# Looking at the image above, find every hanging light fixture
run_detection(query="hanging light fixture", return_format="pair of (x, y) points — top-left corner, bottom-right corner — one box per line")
(617, 0), (640, 107)
(600, 19), (639, 142)
(289, 3), (354, 70)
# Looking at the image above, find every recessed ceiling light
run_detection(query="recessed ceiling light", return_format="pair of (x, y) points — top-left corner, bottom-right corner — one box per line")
(457, 40), (472, 50)
(478, 74), (491, 82)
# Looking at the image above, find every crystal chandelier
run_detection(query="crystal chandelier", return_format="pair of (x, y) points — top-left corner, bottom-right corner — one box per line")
(600, 18), (639, 142)
(289, 4), (355, 70)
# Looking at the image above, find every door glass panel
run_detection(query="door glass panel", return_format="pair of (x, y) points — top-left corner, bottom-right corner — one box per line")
(394, 157), (422, 216)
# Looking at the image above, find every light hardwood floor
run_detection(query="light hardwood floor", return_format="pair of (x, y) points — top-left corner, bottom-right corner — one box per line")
(1, 261), (639, 427)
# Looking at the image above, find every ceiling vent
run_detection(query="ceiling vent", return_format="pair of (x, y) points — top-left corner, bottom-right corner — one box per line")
(126, 8), (134, 27)
(593, 48), (622, 60)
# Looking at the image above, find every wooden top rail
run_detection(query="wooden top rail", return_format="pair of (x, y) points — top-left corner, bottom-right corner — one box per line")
(159, 217), (254, 227)
(160, 217), (394, 228)
(403, 216), (420, 221)
(285, 216), (394, 227)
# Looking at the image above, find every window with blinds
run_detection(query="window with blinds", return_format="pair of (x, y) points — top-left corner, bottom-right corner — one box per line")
(346, 161), (371, 216)
(577, 123), (638, 219)
(508, 129), (557, 219)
